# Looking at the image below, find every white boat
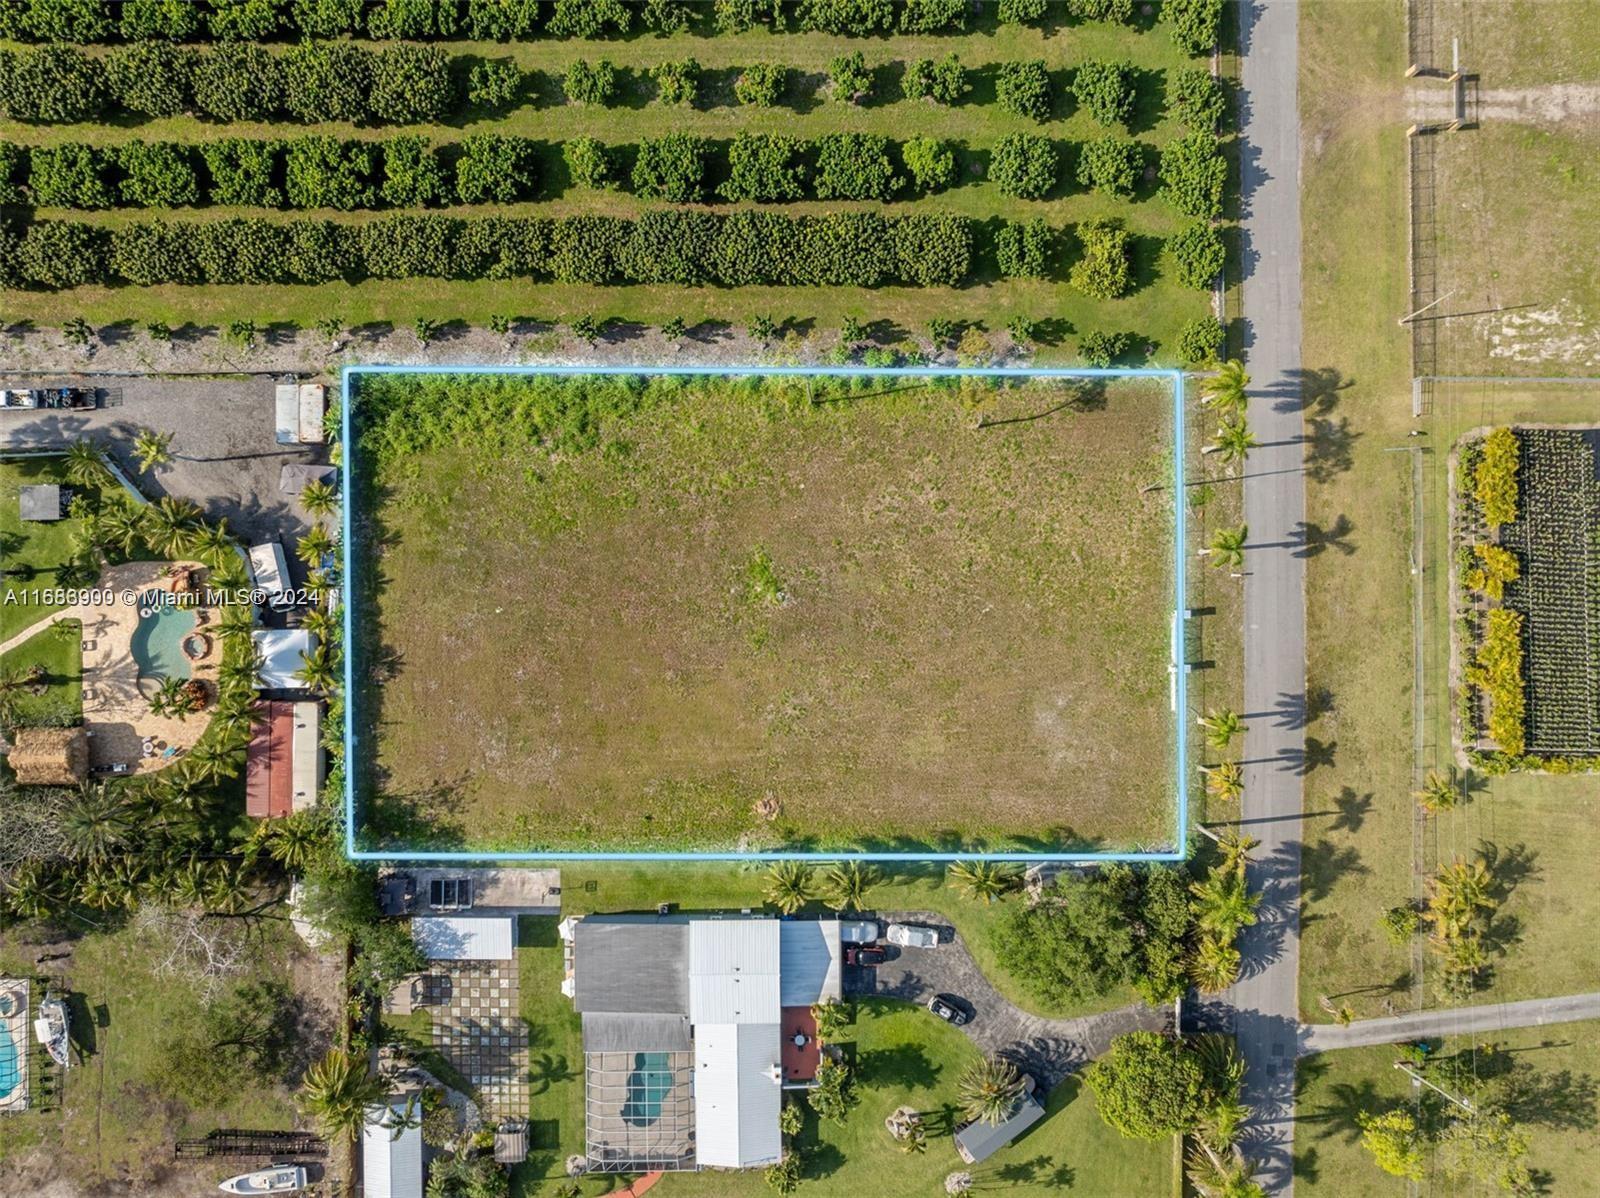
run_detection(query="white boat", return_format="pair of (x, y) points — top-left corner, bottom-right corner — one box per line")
(218, 1164), (307, 1194)
(33, 995), (69, 1069)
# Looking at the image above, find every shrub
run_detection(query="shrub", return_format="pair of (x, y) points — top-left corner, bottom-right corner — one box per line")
(901, 136), (955, 193)
(370, 44), (455, 125)
(996, 60), (1052, 122)
(720, 134), (807, 203)
(652, 58), (700, 107)
(546, 0), (631, 38)
(898, 0), (965, 32)
(828, 51), (871, 104)
(18, 220), (110, 288)
(710, 209), (796, 286)
(11, 0), (113, 41)
(293, 0), (366, 37)
(200, 139), (284, 208)
(813, 133), (900, 202)
(989, 133), (1057, 199)
(563, 137), (616, 190)
(1167, 220), (1225, 288)
(1467, 608), (1525, 755)
(1084, 1032), (1212, 1140)
(997, 0), (1048, 23)
(0, 142), (22, 205)
(106, 42), (193, 119)
(1160, 131), (1226, 218)
(1076, 137), (1141, 197)
(889, 214), (973, 286)
(735, 62), (786, 107)
(1169, 67), (1227, 131)
(1176, 315), (1224, 366)
(619, 208), (718, 285)
(714, 0), (785, 34)
(642, 0), (695, 34)
(0, 45), (107, 123)
(1069, 0), (1135, 20)
(359, 213), (461, 278)
(120, 0), (203, 40)
(380, 136), (448, 208)
(564, 59), (617, 107)
(995, 218), (1052, 278)
(1073, 59), (1136, 127)
(796, 0), (893, 35)
(1167, 0), (1225, 55)
(902, 53), (968, 104)
(1474, 427), (1520, 527)
(206, 0), (283, 40)
(1070, 218), (1132, 300)
(1079, 330), (1130, 367)
(455, 133), (538, 204)
(29, 144), (112, 209)
(465, 0), (540, 39)
(1379, 904), (1421, 946)
(550, 215), (628, 284)
(116, 140), (200, 208)
(631, 134), (707, 203)
(193, 44), (284, 123)
(110, 219), (201, 285)
(285, 219), (358, 283)
(366, 0), (460, 39)
(467, 60), (521, 111)
(283, 42), (371, 125)
(792, 213), (893, 287)
(285, 138), (379, 211)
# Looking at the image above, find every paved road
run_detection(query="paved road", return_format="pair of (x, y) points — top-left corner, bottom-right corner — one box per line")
(1301, 992), (1600, 1055)
(1222, 3), (1308, 1195)
(857, 911), (1167, 1089)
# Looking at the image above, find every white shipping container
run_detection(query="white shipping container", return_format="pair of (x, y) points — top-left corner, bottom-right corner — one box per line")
(274, 385), (299, 444)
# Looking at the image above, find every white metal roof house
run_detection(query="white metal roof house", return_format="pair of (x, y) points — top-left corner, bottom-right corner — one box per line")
(251, 628), (315, 690)
(362, 1098), (423, 1198)
(564, 914), (842, 1175)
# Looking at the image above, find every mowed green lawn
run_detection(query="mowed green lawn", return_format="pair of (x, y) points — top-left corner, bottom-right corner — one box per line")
(0, 618), (83, 726)
(1295, 1022), (1600, 1197)
(514, 916), (1170, 1198)
(0, 22), (1218, 355)
(358, 374), (1177, 854)
(1296, 0), (1600, 1026)
(1, 456), (86, 639)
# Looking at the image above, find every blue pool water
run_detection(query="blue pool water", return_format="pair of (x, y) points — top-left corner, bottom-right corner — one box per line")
(130, 599), (196, 681)
(622, 1052), (673, 1126)
(0, 1023), (19, 1101)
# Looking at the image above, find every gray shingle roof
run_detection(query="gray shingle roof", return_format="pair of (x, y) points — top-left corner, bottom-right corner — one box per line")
(582, 1011), (692, 1053)
(573, 916), (688, 1015)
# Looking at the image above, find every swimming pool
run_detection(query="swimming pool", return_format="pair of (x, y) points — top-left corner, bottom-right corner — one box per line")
(0, 1022), (18, 1101)
(130, 599), (196, 681)
(621, 1052), (673, 1126)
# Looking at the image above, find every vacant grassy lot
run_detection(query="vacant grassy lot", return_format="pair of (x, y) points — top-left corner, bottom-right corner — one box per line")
(0, 20), (1218, 357)
(355, 372), (1178, 853)
(514, 915), (1170, 1198)
(1297, 1), (1600, 1024)
(1295, 1021), (1600, 1196)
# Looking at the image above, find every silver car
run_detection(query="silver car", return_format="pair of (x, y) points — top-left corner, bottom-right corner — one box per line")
(886, 922), (940, 949)
(840, 920), (880, 943)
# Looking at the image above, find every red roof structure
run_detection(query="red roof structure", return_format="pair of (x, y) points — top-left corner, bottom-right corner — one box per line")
(245, 701), (295, 818)
(780, 1006), (820, 1082)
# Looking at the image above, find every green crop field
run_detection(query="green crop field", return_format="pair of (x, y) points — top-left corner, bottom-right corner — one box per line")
(350, 370), (1181, 854)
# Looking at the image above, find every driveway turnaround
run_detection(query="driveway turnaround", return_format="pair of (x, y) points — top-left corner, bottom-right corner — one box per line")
(858, 910), (1166, 1089)
(1300, 992), (1600, 1055)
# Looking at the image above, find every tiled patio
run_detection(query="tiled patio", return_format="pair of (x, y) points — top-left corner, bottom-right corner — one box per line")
(425, 959), (529, 1118)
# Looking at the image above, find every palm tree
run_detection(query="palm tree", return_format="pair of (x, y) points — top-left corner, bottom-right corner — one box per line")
(1201, 761), (1244, 802)
(945, 1173), (973, 1196)
(811, 999), (849, 1042)
(219, 647), (264, 693)
(148, 675), (185, 719)
(1187, 933), (1242, 994)
(300, 480), (339, 522)
(143, 496), (202, 556)
(61, 781), (134, 863)
(264, 812), (321, 872)
(297, 524), (335, 567)
(100, 503), (147, 557)
(1203, 525), (1249, 569)
(217, 604), (257, 643)
(1198, 707), (1243, 751)
(763, 861), (814, 914)
(956, 1056), (1025, 1126)
(187, 519), (235, 565)
(1190, 870), (1261, 939)
(299, 608), (336, 645)
(133, 428), (174, 474)
(298, 1048), (390, 1144)
(185, 738), (242, 785)
(63, 439), (109, 486)
(821, 860), (879, 911)
(1213, 829), (1259, 879)
(3, 862), (67, 920)
(1426, 856), (1497, 938)
(1206, 418), (1259, 467)
(296, 645), (338, 695)
(1198, 359), (1250, 419)
(947, 859), (1024, 904)
(1414, 766), (1464, 814)
(1186, 1140), (1265, 1198)
(166, 855), (212, 907)
(202, 861), (254, 915)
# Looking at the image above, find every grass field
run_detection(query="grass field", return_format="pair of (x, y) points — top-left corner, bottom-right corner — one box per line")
(513, 914), (1170, 1198)
(1, 456), (88, 639)
(354, 372), (1180, 854)
(1296, 0), (1600, 1030)
(1295, 1021), (1600, 1197)
(0, 21), (1218, 357)
(0, 618), (83, 726)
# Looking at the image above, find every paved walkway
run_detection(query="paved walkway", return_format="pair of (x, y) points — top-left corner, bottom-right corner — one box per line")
(422, 958), (529, 1119)
(860, 911), (1167, 1089)
(1224, 3), (1307, 1195)
(1301, 992), (1600, 1055)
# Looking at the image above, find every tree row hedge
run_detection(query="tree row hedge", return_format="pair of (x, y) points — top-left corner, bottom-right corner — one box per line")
(2, 131), (1226, 213)
(0, 209), (1185, 296)
(0, 0), (1191, 45)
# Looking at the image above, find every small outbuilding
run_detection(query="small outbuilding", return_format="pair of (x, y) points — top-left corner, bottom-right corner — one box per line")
(413, 916), (517, 961)
(362, 1097), (424, 1198)
(251, 629), (317, 690)
(494, 1120), (529, 1165)
(18, 484), (62, 522)
(5, 727), (89, 786)
(954, 1078), (1046, 1165)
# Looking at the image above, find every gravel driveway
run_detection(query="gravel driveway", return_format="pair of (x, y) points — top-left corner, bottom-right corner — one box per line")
(851, 910), (1168, 1089)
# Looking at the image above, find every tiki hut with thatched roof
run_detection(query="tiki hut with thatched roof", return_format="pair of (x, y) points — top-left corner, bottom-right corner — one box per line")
(5, 727), (89, 786)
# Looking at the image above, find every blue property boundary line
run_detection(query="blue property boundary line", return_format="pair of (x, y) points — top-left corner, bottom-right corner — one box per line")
(340, 364), (1189, 864)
